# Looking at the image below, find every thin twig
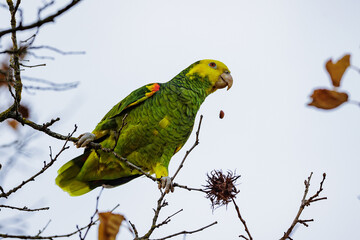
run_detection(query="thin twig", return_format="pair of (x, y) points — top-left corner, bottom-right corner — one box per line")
(172, 183), (207, 193)
(0, 0), (82, 38)
(154, 209), (183, 229)
(20, 63), (46, 68)
(150, 221), (218, 240)
(232, 198), (252, 240)
(129, 221), (139, 238)
(28, 45), (85, 55)
(20, 34), (36, 43)
(38, 0), (55, 19)
(171, 115), (203, 181)
(0, 140), (19, 148)
(350, 65), (360, 74)
(0, 204), (49, 212)
(36, 220), (52, 237)
(24, 52), (54, 60)
(0, 112), (78, 141)
(280, 172), (327, 240)
(0, 192), (119, 239)
(22, 76), (79, 87)
(101, 147), (158, 182)
(23, 85), (77, 92)
(77, 187), (104, 240)
(138, 190), (167, 239)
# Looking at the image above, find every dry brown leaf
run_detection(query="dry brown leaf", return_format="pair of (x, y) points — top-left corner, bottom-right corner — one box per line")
(308, 89), (348, 110)
(0, 63), (10, 88)
(325, 54), (350, 87)
(98, 212), (125, 240)
(7, 120), (18, 129)
(19, 105), (29, 118)
(5, 105), (30, 130)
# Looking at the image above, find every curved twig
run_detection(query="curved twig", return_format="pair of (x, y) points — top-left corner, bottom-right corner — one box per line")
(0, 0), (82, 38)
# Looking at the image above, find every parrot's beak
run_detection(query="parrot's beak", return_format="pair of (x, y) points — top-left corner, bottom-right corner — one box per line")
(215, 72), (233, 90)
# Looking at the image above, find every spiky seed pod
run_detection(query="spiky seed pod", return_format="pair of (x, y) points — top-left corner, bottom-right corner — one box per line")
(204, 170), (240, 209)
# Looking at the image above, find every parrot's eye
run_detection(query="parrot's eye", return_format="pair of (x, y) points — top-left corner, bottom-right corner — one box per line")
(209, 62), (217, 69)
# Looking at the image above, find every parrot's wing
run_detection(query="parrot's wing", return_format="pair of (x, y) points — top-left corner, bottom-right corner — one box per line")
(109, 82), (161, 119)
(93, 83), (161, 135)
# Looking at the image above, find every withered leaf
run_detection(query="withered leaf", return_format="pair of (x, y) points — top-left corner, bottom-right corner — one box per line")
(7, 120), (18, 130)
(0, 63), (10, 87)
(98, 212), (125, 240)
(325, 54), (350, 87)
(308, 89), (348, 110)
(19, 105), (29, 118)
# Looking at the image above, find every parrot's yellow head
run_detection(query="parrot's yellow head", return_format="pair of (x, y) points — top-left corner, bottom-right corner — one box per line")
(186, 59), (233, 94)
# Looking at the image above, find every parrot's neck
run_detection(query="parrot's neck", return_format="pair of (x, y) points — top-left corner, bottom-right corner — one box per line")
(166, 73), (210, 111)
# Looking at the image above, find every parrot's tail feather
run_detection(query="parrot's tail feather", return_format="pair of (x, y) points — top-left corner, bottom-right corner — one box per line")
(56, 152), (94, 196)
(56, 152), (143, 196)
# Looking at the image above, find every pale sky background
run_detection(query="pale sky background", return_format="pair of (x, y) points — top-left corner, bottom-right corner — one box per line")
(1, 0), (360, 239)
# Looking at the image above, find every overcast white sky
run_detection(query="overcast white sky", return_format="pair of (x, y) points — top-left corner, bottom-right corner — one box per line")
(1, 0), (360, 239)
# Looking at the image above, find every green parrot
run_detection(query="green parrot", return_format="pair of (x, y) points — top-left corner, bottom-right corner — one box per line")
(56, 59), (233, 196)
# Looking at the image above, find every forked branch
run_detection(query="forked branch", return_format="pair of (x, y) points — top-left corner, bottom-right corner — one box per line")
(280, 172), (327, 240)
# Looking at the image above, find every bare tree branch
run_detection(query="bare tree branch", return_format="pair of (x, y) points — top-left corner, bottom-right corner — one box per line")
(35, 220), (51, 237)
(0, 140), (19, 148)
(150, 221), (218, 240)
(153, 209), (183, 230)
(137, 190), (167, 239)
(280, 172), (327, 240)
(232, 198), (252, 240)
(0, 125), (77, 199)
(17, 76), (79, 92)
(76, 188), (104, 240)
(37, 0), (55, 19)
(20, 63), (46, 68)
(28, 45), (85, 55)
(6, 0), (23, 118)
(0, 188), (120, 239)
(0, 205), (49, 212)
(0, 0), (82, 38)
(172, 182), (207, 193)
(0, 112), (77, 141)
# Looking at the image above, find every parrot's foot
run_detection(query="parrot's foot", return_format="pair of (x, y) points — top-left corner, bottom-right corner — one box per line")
(75, 132), (95, 148)
(158, 176), (174, 193)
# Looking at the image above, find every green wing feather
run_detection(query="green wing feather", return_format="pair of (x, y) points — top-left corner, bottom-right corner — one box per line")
(90, 83), (161, 140)
(99, 83), (160, 124)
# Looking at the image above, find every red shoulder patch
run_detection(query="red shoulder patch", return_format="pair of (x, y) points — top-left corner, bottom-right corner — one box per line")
(145, 83), (160, 97)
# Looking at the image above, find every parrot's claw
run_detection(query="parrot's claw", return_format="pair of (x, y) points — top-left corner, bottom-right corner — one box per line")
(158, 176), (174, 193)
(75, 132), (96, 148)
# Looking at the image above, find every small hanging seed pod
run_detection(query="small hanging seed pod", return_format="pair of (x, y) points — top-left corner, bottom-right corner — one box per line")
(219, 110), (225, 119)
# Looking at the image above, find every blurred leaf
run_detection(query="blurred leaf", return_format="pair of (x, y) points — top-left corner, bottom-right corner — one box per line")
(0, 63), (10, 88)
(308, 89), (348, 110)
(5, 105), (30, 130)
(98, 212), (124, 240)
(19, 104), (29, 118)
(325, 54), (350, 87)
(7, 120), (18, 129)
